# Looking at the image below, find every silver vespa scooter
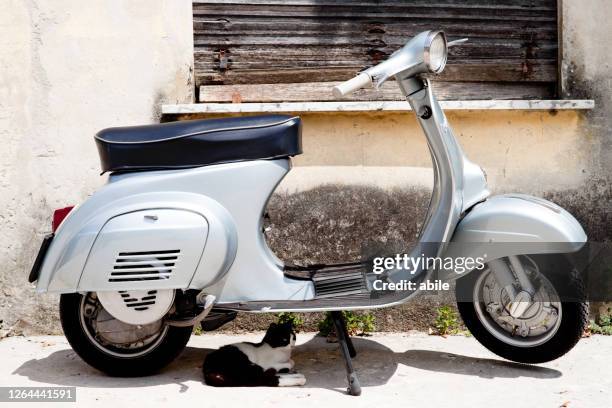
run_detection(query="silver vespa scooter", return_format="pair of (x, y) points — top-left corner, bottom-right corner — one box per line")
(29, 31), (588, 395)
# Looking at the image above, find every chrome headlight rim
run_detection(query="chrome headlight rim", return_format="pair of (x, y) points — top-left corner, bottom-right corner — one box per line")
(423, 30), (448, 74)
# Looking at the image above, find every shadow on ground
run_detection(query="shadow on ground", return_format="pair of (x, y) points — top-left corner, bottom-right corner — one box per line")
(13, 336), (561, 393)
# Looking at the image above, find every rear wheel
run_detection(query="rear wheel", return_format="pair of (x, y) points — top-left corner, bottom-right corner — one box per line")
(456, 255), (588, 364)
(60, 292), (192, 376)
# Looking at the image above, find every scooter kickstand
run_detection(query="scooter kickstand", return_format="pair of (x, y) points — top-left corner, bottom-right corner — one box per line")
(330, 311), (361, 396)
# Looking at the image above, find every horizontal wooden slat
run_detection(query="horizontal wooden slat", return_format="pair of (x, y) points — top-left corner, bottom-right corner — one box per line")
(195, 42), (556, 65)
(196, 60), (557, 84)
(194, 0), (557, 8)
(193, 4), (557, 20)
(193, 0), (558, 100)
(193, 23), (558, 41)
(194, 42), (557, 61)
(199, 81), (555, 102)
(195, 57), (557, 72)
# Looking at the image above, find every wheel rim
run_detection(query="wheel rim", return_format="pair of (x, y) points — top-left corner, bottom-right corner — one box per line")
(473, 257), (562, 348)
(79, 292), (169, 358)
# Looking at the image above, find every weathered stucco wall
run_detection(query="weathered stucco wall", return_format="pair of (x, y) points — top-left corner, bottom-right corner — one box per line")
(282, 110), (590, 194)
(0, 0), (194, 335)
(176, 109), (591, 195)
(562, 0), (612, 179)
(560, 0), (612, 319)
(1, 0), (610, 335)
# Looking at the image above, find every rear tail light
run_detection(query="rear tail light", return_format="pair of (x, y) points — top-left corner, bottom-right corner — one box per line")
(52, 206), (74, 232)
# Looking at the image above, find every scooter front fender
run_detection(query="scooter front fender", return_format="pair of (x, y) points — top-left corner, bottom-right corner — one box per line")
(440, 194), (586, 281)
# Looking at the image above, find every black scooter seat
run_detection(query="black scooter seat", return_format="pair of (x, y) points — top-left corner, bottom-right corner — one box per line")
(95, 115), (302, 173)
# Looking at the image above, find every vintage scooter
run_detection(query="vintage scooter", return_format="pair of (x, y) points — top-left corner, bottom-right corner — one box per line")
(29, 31), (588, 396)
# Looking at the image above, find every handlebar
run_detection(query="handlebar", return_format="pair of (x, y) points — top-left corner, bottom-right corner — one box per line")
(332, 72), (372, 98)
(331, 31), (468, 98)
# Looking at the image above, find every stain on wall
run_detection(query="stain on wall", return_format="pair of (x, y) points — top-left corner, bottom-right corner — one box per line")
(560, 0), (612, 318)
(265, 185), (431, 265)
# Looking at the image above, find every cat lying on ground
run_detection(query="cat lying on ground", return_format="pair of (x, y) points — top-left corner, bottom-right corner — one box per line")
(203, 322), (306, 387)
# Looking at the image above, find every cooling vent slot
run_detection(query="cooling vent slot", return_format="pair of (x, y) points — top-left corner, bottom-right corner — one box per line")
(119, 290), (158, 311)
(312, 265), (368, 299)
(109, 250), (180, 282)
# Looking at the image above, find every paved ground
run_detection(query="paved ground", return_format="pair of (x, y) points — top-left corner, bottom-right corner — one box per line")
(0, 332), (610, 408)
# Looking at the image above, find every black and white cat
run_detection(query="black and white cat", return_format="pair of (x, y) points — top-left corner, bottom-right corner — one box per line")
(203, 322), (306, 387)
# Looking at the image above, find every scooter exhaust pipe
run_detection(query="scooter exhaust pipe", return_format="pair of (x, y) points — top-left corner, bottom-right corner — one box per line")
(166, 294), (216, 328)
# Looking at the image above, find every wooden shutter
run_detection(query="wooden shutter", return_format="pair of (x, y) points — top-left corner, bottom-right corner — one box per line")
(193, 0), (559, 102)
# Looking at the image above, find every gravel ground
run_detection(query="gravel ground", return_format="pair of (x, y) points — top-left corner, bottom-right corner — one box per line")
(1, 333), (610, 408)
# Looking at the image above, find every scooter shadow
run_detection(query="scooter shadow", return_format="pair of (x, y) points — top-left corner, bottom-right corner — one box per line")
(13, 336), (561, 393)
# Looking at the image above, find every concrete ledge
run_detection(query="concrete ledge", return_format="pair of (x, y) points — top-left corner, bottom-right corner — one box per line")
(162, 99), (595, 115)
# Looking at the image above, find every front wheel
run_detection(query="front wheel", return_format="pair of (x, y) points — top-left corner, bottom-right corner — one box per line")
(456, 255), (588, 364)
(60, 292), (192, 376)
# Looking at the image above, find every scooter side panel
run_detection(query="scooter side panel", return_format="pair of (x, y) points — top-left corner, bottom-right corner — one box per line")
(79, 209), (209, 290)
(37, 191), (237, 293)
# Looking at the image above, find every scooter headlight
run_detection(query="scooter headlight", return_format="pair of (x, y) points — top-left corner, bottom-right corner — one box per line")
(424, 31), (448, 73)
